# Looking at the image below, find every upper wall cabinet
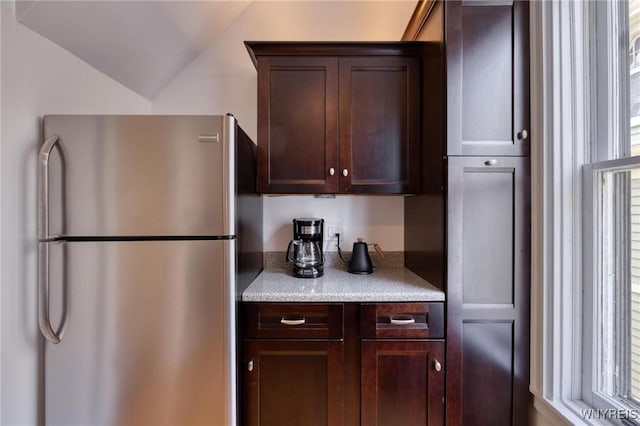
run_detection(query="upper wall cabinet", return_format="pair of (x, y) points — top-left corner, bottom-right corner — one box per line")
(246, 42), (423, 194)
(446, 0), (529, 156)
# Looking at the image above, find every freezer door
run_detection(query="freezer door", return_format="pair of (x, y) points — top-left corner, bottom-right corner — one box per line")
(41, 115), (236, 238)
(43, 240), (236, 426)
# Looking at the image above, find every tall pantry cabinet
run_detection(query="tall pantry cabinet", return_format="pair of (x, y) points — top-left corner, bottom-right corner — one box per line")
(403, 1), (531, 425)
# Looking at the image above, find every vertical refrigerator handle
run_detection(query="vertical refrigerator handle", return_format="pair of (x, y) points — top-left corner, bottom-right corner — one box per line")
(38, 243), (62, 344)
(38, 135), (60, 241)
(38, 135), (63, 344)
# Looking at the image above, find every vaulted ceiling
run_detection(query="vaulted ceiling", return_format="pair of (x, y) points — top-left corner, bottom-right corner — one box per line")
(16, 1), (416, 100)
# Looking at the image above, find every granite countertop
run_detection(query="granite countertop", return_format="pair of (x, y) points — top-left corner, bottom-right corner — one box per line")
(242, 265), (445, 303)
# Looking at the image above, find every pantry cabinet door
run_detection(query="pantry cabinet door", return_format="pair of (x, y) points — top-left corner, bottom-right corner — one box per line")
(446, 0), (529, 156)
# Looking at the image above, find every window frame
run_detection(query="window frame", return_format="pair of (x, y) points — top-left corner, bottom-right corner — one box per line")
(530, 0), (636, 424)
(583, 0), (633, 417)
(583, 157), (639, 422)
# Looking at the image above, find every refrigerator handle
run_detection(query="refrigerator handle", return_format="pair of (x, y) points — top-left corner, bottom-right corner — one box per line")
(38, 135), (63, 343)
(38, 135), (60, 241)
(38, 243), (62, 344)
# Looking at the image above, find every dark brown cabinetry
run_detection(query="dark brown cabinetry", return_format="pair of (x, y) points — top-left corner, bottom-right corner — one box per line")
(242, 302), (445, 426)
(403, 1), (531, 425)
(361, 341), (444, 426)
(242, 303), (344, 426)
(245, 43), (422, 194)
(446, 0), (529, 156)
(243, 340), (344, 426)
(446, 156), (530, 426)
(338, 57), (420, 193)
(360, 303), (445, 426)
(255, 56), (339, 193)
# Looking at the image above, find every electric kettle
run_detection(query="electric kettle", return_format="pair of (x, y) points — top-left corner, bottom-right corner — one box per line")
(337, 236), (383, 274)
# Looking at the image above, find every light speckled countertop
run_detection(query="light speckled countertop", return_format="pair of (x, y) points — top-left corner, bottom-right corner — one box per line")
(242, 265), (445, 302)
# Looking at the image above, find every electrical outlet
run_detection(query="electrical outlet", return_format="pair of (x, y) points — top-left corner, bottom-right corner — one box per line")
(325, 222), (343, 250)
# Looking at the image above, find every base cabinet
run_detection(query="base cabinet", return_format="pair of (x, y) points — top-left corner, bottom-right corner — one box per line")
(243, 340), (344, 426)
(242, 302), (445, 426)
(361, 340), (444, 426)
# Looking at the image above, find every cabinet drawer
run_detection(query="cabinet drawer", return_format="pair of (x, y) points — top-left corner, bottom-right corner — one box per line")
(361, 303), (444, 339)
(243, 303), (344, 339)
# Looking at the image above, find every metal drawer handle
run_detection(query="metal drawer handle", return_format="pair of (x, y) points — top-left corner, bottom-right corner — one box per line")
(280, 317), (306, 326)
(434, 359), (442, 372)
(484, 159), (498, 166)
(389, 316), (416, 325)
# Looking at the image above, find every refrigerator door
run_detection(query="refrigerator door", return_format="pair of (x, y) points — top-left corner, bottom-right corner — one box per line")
(43, 239), (236, 426)
(41, 115), (236, 238)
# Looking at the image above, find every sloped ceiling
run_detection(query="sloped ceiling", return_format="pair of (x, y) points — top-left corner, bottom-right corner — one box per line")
(15, 1), (416, 100)
(16, 1), (252, 99)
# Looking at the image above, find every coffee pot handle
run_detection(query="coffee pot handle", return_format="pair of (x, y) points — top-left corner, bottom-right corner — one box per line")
(316, 241), (324, 264)
(286, 240), (295, 264)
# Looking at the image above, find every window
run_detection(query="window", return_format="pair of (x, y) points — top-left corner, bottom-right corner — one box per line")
(582, 0), (640, 422)
(530, 0), (640, 424)
(584, 159), (638, 418)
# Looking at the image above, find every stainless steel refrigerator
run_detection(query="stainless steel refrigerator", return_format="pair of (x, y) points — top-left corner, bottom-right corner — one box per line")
(38, 114), (262, 426)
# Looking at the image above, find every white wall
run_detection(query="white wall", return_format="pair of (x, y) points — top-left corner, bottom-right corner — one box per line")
(0, 1), (151, 424)
(263, 195), (406, 252)
(0, 1), (414, 423)
(152, 0), (415, 252)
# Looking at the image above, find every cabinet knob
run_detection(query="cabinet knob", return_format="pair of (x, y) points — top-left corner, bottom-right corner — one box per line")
(518, 129), (528, 140)
(247, 359), (254, 372)
(434, 359), (442, 372)
(329, 168), (335, 176)
(484, 159), (498, 166)
(342, 169), (349, 177)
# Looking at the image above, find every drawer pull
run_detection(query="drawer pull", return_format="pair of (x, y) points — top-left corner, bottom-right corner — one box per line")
(247, 360), (254, 372)
(389, 316), (416, 325)
(280, 317), (306, 326)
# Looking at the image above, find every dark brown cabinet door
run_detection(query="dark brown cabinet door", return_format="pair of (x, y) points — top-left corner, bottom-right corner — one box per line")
(257, 57), (339, 193)
(361, 340), (445, 426)
(446, 0), (529, 156)
(446, 156), (530, 426)
(249, 43), (424, 195)
(339, 57), (421, 193)
(243, 340), (344, 426)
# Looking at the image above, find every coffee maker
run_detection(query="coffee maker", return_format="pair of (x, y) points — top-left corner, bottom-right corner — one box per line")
(286, 218), (324, 278)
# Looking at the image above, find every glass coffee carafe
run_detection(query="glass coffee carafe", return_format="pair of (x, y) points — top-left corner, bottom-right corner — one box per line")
(286, 218), (325, 278)
(287, 239), (323, 268)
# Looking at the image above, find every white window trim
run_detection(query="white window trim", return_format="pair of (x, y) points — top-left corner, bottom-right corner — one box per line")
(531, 0), (632, 424)
(530, 0), (590, 422)
(583, 156), (640, 417)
